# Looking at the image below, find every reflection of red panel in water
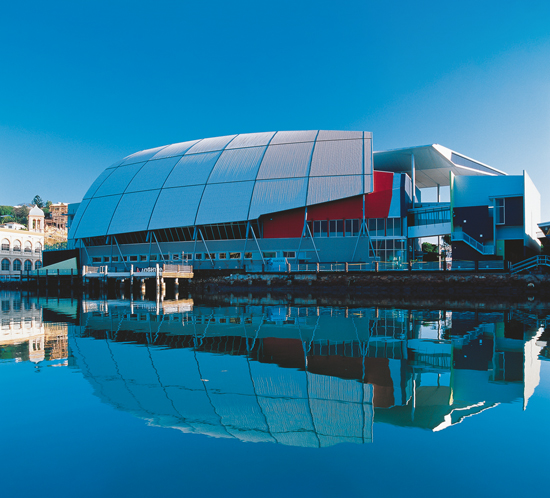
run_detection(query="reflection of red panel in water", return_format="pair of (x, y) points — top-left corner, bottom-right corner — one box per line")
(259, 337), (394, 408)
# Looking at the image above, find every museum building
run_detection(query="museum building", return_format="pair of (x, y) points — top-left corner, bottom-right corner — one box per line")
(67, 131), (541, 269)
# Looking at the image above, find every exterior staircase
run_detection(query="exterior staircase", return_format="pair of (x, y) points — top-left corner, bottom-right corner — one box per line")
(451, 231), (494, 255)
(510, 255), (550, 274)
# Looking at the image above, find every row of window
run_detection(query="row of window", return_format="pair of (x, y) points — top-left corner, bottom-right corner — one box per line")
(307, 218), (402, 238)
(1, 239), (42, 253)
(91, 251), (297, 264)
(1, 259), (42, 271)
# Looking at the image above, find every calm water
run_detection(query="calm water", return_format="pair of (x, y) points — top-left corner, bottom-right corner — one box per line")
(2, 290), (550, 498)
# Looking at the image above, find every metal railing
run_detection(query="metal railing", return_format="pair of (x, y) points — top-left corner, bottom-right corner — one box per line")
(451, 232), (494, 255)
(510, 255), (550, 274)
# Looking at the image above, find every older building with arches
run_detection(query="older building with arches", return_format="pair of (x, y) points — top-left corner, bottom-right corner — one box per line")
(0, 206), (45, 281)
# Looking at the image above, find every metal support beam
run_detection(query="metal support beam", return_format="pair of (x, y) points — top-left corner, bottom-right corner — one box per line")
(113, 236), (128, 269)
(199, 229), (215, 267)
(152, 231), (163, 263)
(305, 223), (320, 262)
(250, 226), (265, 265)
(411, 154), (418, 207)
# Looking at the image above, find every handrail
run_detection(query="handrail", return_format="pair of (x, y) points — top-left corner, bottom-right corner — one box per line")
(451, 232), (494, 255)
(510, 255), (550, 274)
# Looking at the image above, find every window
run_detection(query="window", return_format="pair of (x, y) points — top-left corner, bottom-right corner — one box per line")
(149, 255), (157, 261)
(1, 259), (9, 271)
(283, 251), (296, 258)
(495, 198), (505, 224)
(13, 240), (21, 252)
(229, 252), (241, 259)
(345, 219), (362, 236)
(111, 256), (119, 262)
(368, 218), (385, 236)
(24, 241), (32, 253)
(24, 260), (32, 271)
(140, 255), (147, 261)
(386, 218), (401, 236)
(35, 261), (42, 270)
(204, 253), (215, 260)
(103, 257), (110, 263)
(129, 255), (138, 262)
(123, 256), (128, 261)
(1, 239), (9, 251)
(218, 252), (227, 259)
(173, 254), (180, 261)
(244, 252), (252, 259)
(195, 253), (202, 260)
(13, 260), (21, 271)
(162, 254), (170, 261)
(327, 220), (344, 237)
(263, 252), (276, 258)
(92, 257), (102, 263)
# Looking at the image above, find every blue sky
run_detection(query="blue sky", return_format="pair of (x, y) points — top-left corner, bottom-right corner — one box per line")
(1, 1), (549, 216)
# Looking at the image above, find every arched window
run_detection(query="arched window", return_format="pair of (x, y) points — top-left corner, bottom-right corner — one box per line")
(24, 241), (32, 253)
(24, 260), (32, 271)
(1, 239), (9, 251)
(1, 259), (9, 271)
(35, 261), (42, 270)
(35, 242), (42, 254)
(13, 240), (21, 252)
(33, 219), (36, 230)
(13, 260), (21, 271)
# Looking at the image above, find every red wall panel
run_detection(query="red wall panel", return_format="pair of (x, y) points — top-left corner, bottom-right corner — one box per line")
(364, 171), (393, 218)
(262, 207), (305, 239)
(307, 195), (363, 220)
(261, 171), (396, 238)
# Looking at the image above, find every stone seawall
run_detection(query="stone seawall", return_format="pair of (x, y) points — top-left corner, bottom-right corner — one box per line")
(189, 271), (550, 301)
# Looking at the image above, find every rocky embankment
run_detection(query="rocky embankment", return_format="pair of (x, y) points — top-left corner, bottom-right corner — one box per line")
(189, 271), (550, 303)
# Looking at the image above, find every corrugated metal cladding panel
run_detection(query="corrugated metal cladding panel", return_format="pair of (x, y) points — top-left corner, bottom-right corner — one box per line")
(67, 199), (90, 240)
(148, 185), (205, 229)
(185, 134), (236, 154)
(74, 195), (122, 239)
(316, 130), (363, 141)
(164, 151), (222, 188)
(248, 178), (308, 219)
(364, 137), (373, 175)
(83, 169), (114, 199)
(93, 162), (146, 197)
(225, 132), (275, 149)
(106, 159), (125, 170)
(107, 190), (160, 235)
(364, 174), (373, 193)
(208, 146), (266, 184)
(120, 146), (167, 166)
(125, 156), (181, 193)
(151, 139), (200, 160)
(196, 181), (255, 225)
(307, 175), (363, 206)
(256, 142), (314, 179)
(309, 139), (362, 177)
(270, 130), (318, 145)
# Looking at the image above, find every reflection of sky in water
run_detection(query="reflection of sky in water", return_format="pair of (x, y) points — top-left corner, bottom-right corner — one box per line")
(1, 292), (550, 497)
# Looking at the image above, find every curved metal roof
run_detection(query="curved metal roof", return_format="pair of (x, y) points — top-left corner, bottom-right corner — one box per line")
(70, 131), (374, 239)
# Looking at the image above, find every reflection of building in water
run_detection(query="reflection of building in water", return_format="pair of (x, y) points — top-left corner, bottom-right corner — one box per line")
(70, 302), (545, 447)
(0, 291), (68, 363)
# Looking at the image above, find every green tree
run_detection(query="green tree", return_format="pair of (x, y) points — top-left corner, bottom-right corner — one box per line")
(32, 195), (44, 208)
(422, 242), (439, 262)
(13, 206), (29, 226)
